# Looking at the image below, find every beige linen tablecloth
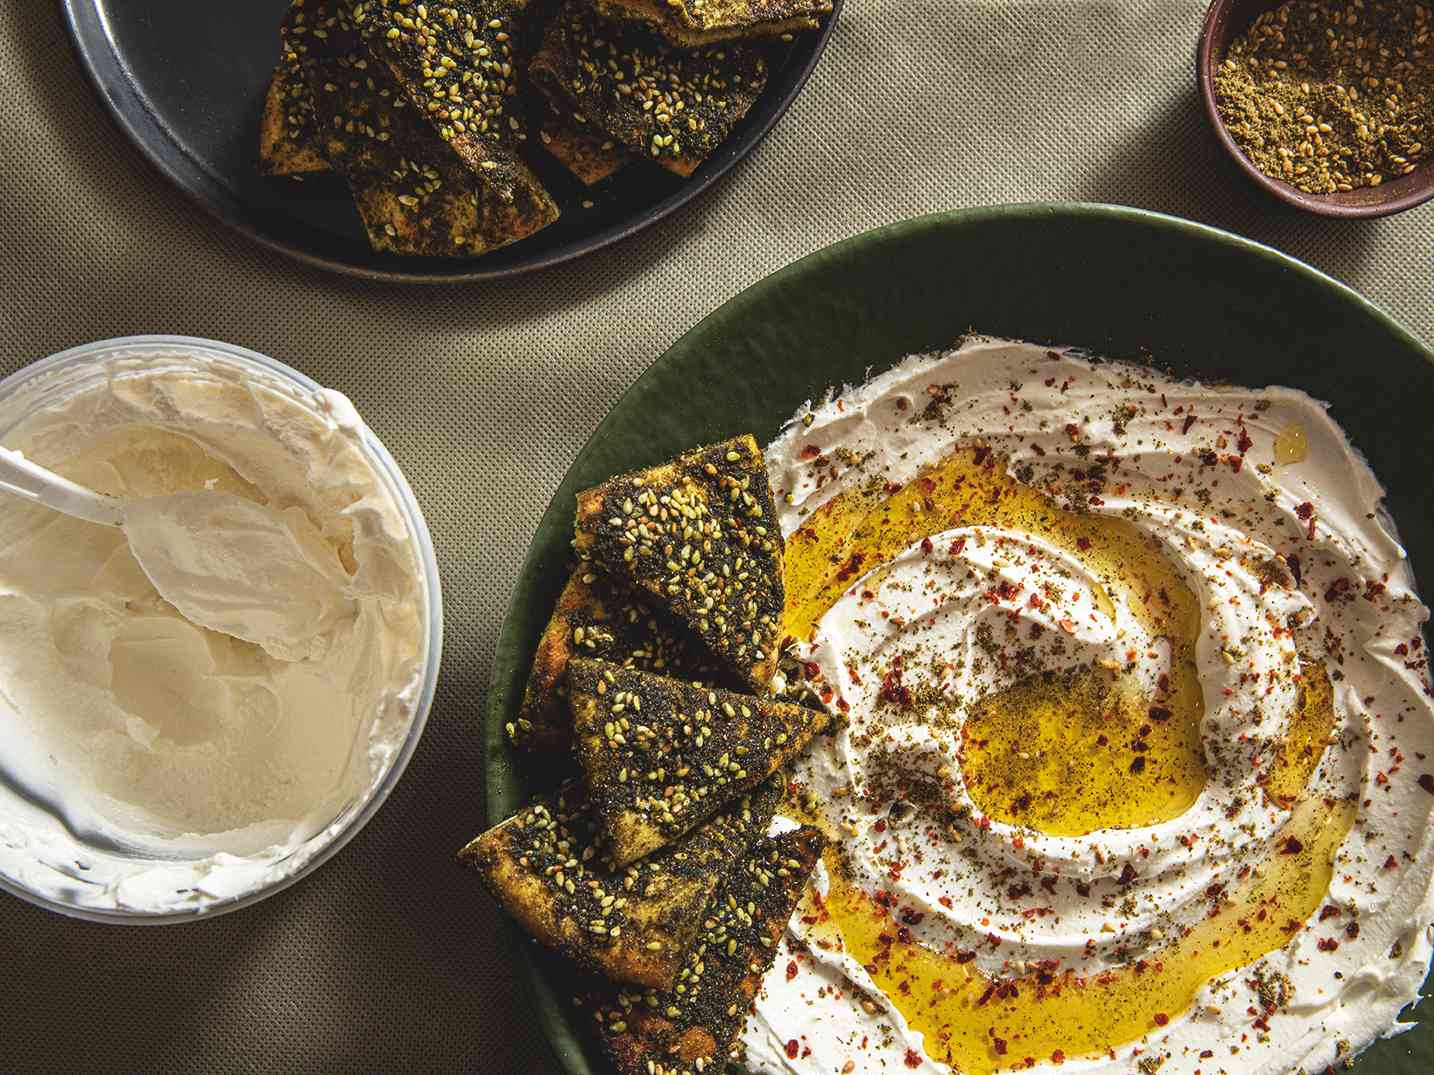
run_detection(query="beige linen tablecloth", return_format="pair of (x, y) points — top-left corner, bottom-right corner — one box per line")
(2, 2), (1431, 1073)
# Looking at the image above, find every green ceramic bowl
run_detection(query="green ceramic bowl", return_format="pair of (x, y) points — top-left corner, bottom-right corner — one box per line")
(484, 203), (1434, 1075)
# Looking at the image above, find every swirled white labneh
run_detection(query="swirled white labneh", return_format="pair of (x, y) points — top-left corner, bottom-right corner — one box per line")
(742, 339), (1434, 1075)
(0, 355), (427, 914)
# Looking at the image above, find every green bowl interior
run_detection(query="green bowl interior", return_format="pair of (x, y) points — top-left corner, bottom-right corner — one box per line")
(484, 203), (1434, 1075)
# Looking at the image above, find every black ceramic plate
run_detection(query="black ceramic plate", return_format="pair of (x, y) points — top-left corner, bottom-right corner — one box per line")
(485, 205), (1434, 1075)
(59, 0), (841, 283)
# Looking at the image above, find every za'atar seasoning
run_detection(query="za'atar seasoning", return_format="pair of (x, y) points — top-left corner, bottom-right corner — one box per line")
(1213, 0), (1431, 194)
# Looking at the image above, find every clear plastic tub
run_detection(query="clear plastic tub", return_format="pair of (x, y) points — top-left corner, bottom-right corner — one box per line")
(0, 336), (442, 923)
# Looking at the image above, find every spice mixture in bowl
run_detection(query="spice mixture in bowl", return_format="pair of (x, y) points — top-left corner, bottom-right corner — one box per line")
(1200, 0), (1434, 216)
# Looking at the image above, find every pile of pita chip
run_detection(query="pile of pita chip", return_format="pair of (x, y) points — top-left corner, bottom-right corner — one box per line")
(463, 434), (835, 1073)
(264, 0), (831, 231)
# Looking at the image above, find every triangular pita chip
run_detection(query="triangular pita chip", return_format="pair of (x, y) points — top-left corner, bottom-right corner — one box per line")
(357, 0), (559, 210)
(538, 104), (630, 186)
(568, 659), (829, 866)
(530, 2), (769, 177)
(259, 48), (332, 176)
(509, 565), (724, 752)
(590, 826), (825, 1075)
(459, 777), (782, 989)
(594, 0), (830, 47)
(283, 0), (558, 255)
(574, 435), (785, 691)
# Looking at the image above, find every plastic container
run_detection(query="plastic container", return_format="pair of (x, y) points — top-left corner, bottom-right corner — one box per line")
(0, 336), (442, 923)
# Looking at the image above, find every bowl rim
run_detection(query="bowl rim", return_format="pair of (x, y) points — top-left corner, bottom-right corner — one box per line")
(482, 201), (1434, 1075)
(1196, 0), (1434, 219)
(0, 334), (444, 925)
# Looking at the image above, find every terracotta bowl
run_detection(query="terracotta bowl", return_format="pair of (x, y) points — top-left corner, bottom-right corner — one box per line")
(1198, 0), (1434, 218)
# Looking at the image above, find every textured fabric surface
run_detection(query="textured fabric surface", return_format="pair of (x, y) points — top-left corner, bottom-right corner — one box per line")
(2, 2), (1432, 1073)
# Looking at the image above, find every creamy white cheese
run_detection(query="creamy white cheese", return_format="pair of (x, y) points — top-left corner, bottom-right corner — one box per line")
(124, 491), (356, 663)
(745, 338), (1434, 1075)
(0, 353), (428, 914)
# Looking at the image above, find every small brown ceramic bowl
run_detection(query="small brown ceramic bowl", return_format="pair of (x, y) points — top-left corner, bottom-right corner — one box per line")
(1198, 0), (1434, 218)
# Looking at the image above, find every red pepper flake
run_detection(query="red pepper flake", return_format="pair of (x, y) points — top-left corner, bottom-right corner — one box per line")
(1294, 501), (1314, 520)
(1317, 937), (1339, 952)
(903, 1049), (922, 1069)
(835, 553), (865, 583)
(1153, 1012), (1170, 1027)
(1286, 554), (1302, 586)
(939, 896), (954, 909)
(972, 446), (991, 466)
(1148, 705), (1171, 721)
(1059, 618), (1077, 634)
(950, 537), (967, 556)
(1383, 855), (1398, 870)
(1182, 414), (1197, 435)
(1418, 774), (1434, 796)
(879, 669), (912, 708)
(1324, 577), (1353, 604)
(900, 908), (926, 926)
(992, 1037), (1008, 1056)
(1318, 905), (1341, 921)
(786, 960), (799, 981)
(1119, 863), (1137, 886)
(800, 445), (821, 460)
(1076, 536), (1092, 551)
(1281, 837), (1303, 855)
(920, 536), (934, 555)
(786, 1040), (800, 1060)
(1130, 756), (1146, 774)
(1345, 921), (1361, 939)
(1051, 1050), (1066, 1064)
(1200, 1050), (1214, 1059)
